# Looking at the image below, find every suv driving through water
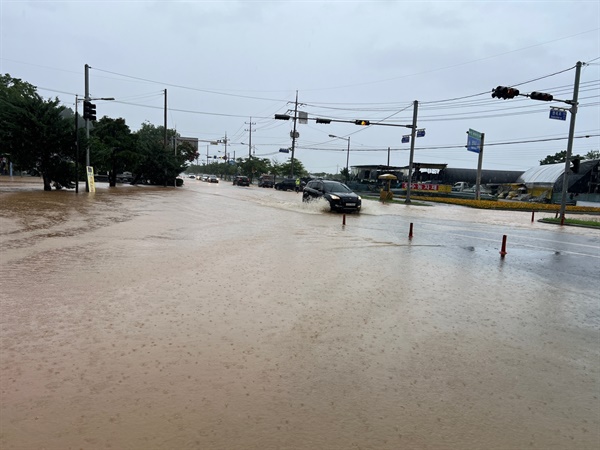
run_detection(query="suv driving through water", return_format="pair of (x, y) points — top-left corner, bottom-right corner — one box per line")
(302, 179), (362, 212)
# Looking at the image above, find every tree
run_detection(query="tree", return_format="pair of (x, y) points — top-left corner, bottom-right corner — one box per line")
(584, 150), (600, 160)
(539, 151), (583, 165)
(278, 158), (307, 178)
(236, 157), (271, 182)
(132, 122), (185, 186)
(0, 74), (75, 190)
(91, 117), (137, 186)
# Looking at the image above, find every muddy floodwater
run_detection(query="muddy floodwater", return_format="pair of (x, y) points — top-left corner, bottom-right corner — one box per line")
(1, 177), (599, 449)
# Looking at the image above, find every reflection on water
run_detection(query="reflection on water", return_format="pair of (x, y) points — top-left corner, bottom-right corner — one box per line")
(1, 177), (598, 449)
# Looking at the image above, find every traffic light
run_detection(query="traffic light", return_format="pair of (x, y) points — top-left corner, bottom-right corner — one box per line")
(274, 114), (291, 120)
(491, 86), (520, 99)
(571, 158), (580, 174)
(354, 120), (370, 126)
(530, 91), (554, 102)
(83, 101), (97, 121)
(315, 118), (332, 124)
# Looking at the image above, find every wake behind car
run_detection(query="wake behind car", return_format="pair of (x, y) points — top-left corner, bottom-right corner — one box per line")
(302, 179), (362, 212)
(233, 175), (250, 186)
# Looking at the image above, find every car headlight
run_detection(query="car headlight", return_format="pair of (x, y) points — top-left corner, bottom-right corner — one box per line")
(357, 196), (362, 200)
(329, 194), (340, 200)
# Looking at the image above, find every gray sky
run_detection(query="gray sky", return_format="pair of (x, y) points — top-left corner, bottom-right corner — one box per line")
(1, 0), (599, 174)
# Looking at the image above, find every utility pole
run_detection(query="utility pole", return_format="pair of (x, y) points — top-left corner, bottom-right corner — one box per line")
(84, 64), (91, 192)
(290, 91), (299, 177)
(245, 117), (256, 158)
(75, 94), (80, 194)
(559, 61), (582, 225)
(164, 89), (168, 147)
(405, 100), (419, 204)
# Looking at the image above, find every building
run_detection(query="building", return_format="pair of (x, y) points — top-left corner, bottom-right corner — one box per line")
(517, 159), (600, 204)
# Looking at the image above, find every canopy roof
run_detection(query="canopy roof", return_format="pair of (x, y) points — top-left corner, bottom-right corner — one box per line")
(518, 163), (565, 184)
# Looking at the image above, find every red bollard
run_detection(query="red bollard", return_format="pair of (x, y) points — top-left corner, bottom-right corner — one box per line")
(342, 214), (346, 226)
(500, 234), (507, 258)
(409, 222), (413, 239)
(531, 211), (535, 223)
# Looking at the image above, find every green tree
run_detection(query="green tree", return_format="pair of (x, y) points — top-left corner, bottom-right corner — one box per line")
(236, 157), (272, 182)
(540, 150), (583, 165)
(0, 74), (75, 190)
(584, 150), (600, 160)
(91, 117), (138, 186)
(132, 122), (184, 186)
(278, 158), (306, 178)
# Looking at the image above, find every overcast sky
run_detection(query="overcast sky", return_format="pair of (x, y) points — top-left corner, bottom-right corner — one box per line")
(1, 0), (599, 175)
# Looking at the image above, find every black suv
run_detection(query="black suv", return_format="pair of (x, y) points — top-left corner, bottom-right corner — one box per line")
(233, 175), (250, 186)
(274, 178), (298, 191)
(302, 179), (362, 212)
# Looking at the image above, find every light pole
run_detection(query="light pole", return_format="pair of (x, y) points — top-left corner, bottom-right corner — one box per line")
(329, 134), (351, 184)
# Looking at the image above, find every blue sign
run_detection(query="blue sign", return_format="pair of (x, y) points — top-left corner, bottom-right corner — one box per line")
(467, 128), (482, 153)
(549, 108), (567, 121)
(402, 135), (410, 144)
(416, 129), (426, 138)
(279, 148), (289, 153)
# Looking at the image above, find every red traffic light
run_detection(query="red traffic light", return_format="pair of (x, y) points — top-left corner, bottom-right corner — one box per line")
(354, 120), (370, 126)
(530, 91), (554, 102)
(491, 86), (519, 100)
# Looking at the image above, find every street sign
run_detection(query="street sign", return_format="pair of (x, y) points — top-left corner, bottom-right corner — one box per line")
(467, 128), (482, 153)
(402, 135), (410, 143)
(279, 148), (290, 153)
(549, 108), (567, 121)
(416, 129), (426, 138)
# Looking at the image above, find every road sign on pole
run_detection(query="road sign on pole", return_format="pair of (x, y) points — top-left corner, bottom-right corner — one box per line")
(549, 108), (567, 121)
(467, 128), (482, 153)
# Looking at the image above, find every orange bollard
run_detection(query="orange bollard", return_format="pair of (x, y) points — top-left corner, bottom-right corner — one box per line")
(342, 214), (346, 226)
(409, 222), (413, 239)
(500, 234), (507, 257)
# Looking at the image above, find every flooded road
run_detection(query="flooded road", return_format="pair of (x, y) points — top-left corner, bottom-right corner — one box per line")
(1, 177), (599, 449)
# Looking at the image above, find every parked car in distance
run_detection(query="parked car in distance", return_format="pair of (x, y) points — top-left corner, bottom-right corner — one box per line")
(274, 178), (298, 191)
(233, 175), (250, 186)
(302, 179), (362, 212)
(208, 175), (219, 183)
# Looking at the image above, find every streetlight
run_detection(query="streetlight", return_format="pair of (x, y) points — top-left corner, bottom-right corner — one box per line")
(329, 134), (351, 184)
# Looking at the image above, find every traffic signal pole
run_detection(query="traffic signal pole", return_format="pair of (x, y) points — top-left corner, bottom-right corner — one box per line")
(558, 61), (582, 225)
(85, 64), (90, 192)
(290, 91), (299, 178)
(404, 100), (418, 204)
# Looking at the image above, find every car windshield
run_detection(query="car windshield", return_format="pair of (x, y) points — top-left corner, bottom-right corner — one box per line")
(323, 181), (352, 193)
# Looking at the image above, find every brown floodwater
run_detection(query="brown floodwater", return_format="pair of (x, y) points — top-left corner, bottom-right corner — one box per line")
(1, 177), (598, 449)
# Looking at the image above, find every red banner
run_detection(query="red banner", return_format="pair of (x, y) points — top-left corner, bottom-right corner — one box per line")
(402, 183), (439, 191)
